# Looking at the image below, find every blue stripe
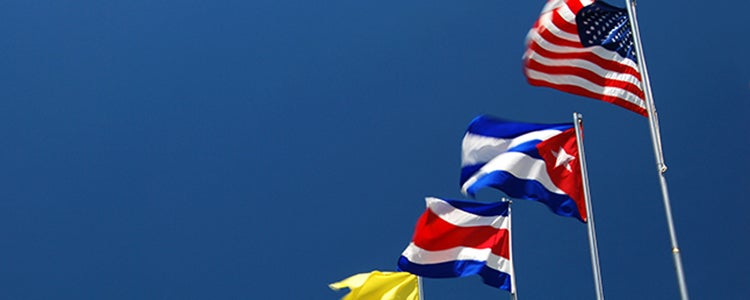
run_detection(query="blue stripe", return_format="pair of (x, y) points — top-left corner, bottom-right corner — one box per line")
(439, 198), (509, 217)
(478, 266), (512, 291)
(466, 115), (572, 139)
(460, 141), (543, 186)
(397, 256), (511, 291)
(460, 164), (483, 185)
(465, 170), (584, 222)
(507, 140), (543, 159)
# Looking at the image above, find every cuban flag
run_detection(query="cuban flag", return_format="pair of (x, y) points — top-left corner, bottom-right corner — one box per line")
(397, 197), (513, 291)
(460, 115), (587, 222)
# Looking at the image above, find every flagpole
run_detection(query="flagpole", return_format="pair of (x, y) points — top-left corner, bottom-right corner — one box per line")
(573, 113), (605, 300)
(625, 1), (690, 299)
(503, 198), (518, 300)
(417, 276), (424, 300)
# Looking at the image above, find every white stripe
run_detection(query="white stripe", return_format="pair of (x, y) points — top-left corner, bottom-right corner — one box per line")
(401, 243), (512, 275)
(461, 129), (565, 166)
(526, 31), (639, 71)
(525, 0), (569, 42)
(535, 11), (556, 32)
(527, 50), (642, 87)
(425, 197), (509, 229)
(556, 2), (579, 23)
(461, 151), (565, 195)
(540, 0), (565, 15)
(525, 69), (646, 108)
(545, 20), (580, 43)
(545, 7), (577, 45)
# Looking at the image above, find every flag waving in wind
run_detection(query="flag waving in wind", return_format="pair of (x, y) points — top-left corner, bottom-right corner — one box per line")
(461, 115), (587, 222)
(524, 0), (647, 116)
(329, 271), (419, 300)
(398, 197), (513, 291)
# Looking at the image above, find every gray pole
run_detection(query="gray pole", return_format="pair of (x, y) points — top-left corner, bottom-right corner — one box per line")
(573, 113), (604, 300)
(504, 198), (518, 300)
(417, 276), (424, 300)
(625, 1), (689, 299)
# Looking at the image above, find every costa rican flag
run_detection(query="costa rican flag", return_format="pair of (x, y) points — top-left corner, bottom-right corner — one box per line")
(524, 0), (647, 116)
(460, 115), (587, 222)
(397, 197), (513, 291)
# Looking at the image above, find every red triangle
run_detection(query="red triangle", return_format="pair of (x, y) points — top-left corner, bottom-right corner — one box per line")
(536, 128), (587, 222)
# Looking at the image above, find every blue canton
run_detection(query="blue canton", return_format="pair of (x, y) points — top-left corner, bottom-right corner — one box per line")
(575, 1), (637, 62)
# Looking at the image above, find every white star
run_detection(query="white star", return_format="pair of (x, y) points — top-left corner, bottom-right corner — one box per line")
(551, 147), (576, 172)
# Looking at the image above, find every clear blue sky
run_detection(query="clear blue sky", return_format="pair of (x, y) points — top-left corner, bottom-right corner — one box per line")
(2, 0), (748, 299)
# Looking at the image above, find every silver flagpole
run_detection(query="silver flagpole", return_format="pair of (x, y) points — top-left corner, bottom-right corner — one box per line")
(417, 276), (424, 300)
(503, 198), (518, 300)
(625, 1), (690, 299)
(573, 113), (604, 300)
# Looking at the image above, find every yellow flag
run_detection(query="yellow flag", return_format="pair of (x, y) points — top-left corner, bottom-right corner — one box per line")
(329, 271), (419, 300)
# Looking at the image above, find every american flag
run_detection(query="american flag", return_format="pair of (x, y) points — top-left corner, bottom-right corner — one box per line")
(524, 0), (647, 116)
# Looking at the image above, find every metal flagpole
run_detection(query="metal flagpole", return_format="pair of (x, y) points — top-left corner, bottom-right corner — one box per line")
(503, 198), (518, 300)
(417, 276), (424, 300)
(625, 1), (689, 299)
(573, 113), (605, 300)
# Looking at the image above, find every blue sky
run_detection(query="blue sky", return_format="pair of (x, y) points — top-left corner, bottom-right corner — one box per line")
(2, 0), (749, 299)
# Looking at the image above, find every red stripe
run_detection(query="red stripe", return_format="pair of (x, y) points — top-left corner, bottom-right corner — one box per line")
(537, 25), (582, 48)
(531, 19), (541, 31)
(525, 59), (644, 98)
(525, 77), (648, 116)
(527, 41), (641, 78)
(550, 9), (578, 35)
(565, 0), (585, 14)
(411, 210), (509, 259)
